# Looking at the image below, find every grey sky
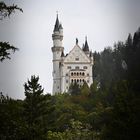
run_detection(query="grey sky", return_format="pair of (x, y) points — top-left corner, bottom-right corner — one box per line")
(0, 0), (140, 99)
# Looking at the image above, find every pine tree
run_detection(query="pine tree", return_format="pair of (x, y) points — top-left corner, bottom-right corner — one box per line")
(81, 82), (90, 96)
(23, 75), (47, 140)
(68, 82), (80, 96)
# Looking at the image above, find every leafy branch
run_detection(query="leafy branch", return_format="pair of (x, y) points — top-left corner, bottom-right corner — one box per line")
(0, 42), (18, 61)
(0, 1), (23, 20)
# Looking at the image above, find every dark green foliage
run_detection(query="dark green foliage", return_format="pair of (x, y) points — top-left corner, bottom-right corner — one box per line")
(47, 119), (96, 140)
(52, 93), (86, 131)
(91, 27), (140, 140)
(0, 76), (55, 139)
(23, 75), (54, 140)
(101, 80), (140, 140)
(81, 82), (90, 96)
(0, 93), (25, 140)
(0, 2), (23, 138)
(0, 1), (22, 62)
(0, 24), (140, 139)
(68, 82), (81, 95)
(0, 1), (23, 20)
(92, 51), (100, 85)
(24, 75), (45, 139)
(94, 28), (140, 88)
(94, 28), (140, 140)
(0, 42), (18, 61)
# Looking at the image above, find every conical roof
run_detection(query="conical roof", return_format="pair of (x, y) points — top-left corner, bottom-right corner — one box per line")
(54, 14), (60, 32)
(82, 36), (89, 52)
(59, 23), (63, 29)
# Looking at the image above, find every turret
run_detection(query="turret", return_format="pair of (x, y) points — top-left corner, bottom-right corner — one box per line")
(59, 23), (63, 36)
(52, 14), (64, 94)
(82, 36), (90, 56)
(52, 14), (63, 47)
(52, 14), (64, 59)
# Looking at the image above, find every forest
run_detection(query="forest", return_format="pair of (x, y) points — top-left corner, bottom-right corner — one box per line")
(0, 1), (140, 140)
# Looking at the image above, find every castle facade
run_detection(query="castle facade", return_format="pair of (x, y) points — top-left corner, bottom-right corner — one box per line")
(52, 15), (94, 94)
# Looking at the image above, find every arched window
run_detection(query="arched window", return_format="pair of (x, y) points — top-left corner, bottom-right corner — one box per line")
(77, 79), (79, 82)
(77, 72), (79, 76)
(71, 73), (73, 76)
(82, 72), (85, 76)
(74, 73), (76, 76)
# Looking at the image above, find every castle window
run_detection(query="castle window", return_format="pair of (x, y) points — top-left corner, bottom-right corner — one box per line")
(82, 72), (85, 76)
(75, 57), (79, 61)
(75, 66), (79, 69)
(71, 73), (73, 76)
(67, 66), (71, 69)
(77, 79), (79, 82)
(83, 66), (87, 69)
(77, 72), (79, 76)
(71, 79), (74, 83)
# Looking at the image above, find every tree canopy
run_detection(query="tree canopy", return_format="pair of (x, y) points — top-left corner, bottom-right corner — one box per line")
(0, 4), (140, 138)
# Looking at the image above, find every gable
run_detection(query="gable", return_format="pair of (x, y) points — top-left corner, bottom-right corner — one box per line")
(64, 45), (90, 63)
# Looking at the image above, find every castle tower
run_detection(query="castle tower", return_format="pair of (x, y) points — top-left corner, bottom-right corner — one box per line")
(52, 14), (64, 94)
(82, 36), (90, 56)
(51, 15), (94, 94)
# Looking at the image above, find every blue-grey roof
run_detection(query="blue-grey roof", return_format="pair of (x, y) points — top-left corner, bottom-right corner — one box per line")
(54, 14), (60, 32)
(53, 14), (63, 32)
(82, 37), (89, 52)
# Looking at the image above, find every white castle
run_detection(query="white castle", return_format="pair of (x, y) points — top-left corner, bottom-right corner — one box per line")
(52, 15), (94, 94)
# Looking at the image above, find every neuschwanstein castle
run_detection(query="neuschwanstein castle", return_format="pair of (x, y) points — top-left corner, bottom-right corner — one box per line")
(52, 15), (94, 94)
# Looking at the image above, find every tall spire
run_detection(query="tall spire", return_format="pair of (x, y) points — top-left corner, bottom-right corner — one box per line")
(54, 13), (60, 32)
(83, 36), (89, 52)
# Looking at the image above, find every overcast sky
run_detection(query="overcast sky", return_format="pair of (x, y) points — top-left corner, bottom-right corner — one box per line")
(0, 0), (140, 99)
